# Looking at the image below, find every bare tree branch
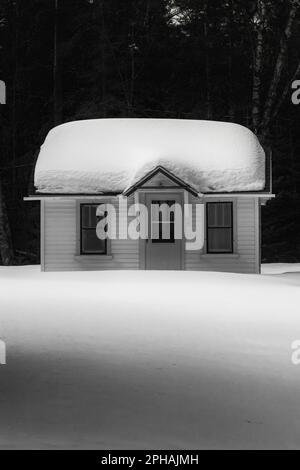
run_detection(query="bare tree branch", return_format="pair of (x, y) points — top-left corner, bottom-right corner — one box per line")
(252, 0), (267, 133)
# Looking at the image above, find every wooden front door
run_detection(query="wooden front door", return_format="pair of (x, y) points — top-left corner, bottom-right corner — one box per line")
(145, 193), (183, 270)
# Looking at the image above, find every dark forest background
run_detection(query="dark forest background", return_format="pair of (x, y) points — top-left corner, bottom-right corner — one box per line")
(0, 0), (299, 266)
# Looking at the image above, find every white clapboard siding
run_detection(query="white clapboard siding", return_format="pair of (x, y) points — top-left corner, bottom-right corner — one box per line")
(184, 195), (259, 273)
(43, 198), (139, 271)
(43, 194), (260, 273)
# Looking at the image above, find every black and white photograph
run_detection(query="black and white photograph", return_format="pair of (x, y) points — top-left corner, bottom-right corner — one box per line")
(0, 0), (300, 455)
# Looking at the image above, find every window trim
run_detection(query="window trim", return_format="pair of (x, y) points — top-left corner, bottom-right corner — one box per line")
(206, 201), (234, 254)
(76, 200), (111, 257)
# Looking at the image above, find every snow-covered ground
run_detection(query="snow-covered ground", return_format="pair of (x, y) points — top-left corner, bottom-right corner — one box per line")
(0, 265), (300, 450)
(262, 263), (300, 275)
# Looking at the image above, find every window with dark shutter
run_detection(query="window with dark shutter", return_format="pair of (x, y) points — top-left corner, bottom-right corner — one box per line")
(80, 204), (107, 255)
(206, 202), (233, 253)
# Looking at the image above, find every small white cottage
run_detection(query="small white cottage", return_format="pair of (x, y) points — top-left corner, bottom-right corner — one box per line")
(26, 118), (274, 273)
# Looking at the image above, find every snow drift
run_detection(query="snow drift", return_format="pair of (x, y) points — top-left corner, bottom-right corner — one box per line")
(0, 266), (300, 449)
(34, 119), (266, 194)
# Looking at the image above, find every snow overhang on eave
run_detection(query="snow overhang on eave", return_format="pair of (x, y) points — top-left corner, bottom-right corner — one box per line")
(203, 193), (275, 198)
(24, 193), (121, 201)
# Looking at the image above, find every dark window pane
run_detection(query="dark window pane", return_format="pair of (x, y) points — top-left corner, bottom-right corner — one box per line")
(81, 229), (106, 254)
(216, 203), (225, 226)
(90, 206), (98, 228)
(81, 204), (103, 229)
(207, 202), (232, 228)
(151, 200), (175, 243)
(80, 204), (107, 254)
(222, 203), (232, 226)
(207, 228), (232, 252)
(81, 205), (91, 228)
(207, 202), (233, 253)
(207, 203), (217, 226)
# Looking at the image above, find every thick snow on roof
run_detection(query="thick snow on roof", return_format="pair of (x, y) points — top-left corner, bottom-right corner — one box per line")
(34, 118), (266, 194)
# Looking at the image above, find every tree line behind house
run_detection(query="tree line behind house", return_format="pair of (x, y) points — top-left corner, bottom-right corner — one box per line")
(0, 0), (299, 265)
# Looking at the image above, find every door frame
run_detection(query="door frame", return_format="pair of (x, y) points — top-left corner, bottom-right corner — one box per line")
(138, 189), (185, 270)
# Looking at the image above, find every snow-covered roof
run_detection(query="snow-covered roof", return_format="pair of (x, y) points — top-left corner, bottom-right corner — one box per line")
(34, 118), (266, 194)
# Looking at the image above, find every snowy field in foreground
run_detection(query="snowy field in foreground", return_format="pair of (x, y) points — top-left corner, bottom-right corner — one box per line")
(0, 265), (300, 450)
(262, 263), (300, 275)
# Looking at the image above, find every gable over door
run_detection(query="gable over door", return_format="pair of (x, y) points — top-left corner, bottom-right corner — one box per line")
(141, 171), (180, 189)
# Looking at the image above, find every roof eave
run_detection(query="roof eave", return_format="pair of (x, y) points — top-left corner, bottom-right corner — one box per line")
(24, 191), (275, 201)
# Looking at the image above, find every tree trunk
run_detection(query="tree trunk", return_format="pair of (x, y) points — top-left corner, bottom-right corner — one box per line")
(0, 180), (14, 265)
(53, 0), (62, 125)
(227, 0), (235, 121)
(203, 2), (212, 119)
(100, 0), (107, 117)
(128, 22), (136, 116)
(252, 0), (266, 133)
(260, 0), (300, 140)
(11, 0), (19, 200)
